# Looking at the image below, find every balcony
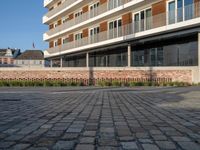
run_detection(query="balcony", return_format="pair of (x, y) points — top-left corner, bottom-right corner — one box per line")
(43, 0), (135, 27)
(44, 0), (54, 7)
(46, 3), (200, 56)
(43, 0), (79, 23)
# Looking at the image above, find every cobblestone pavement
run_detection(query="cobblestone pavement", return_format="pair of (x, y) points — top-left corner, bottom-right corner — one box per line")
(0, 87), (200, 150)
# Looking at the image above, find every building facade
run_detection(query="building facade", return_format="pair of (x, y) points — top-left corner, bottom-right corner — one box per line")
(14, 50), (45, 68)
(0, 48), (21, 67)
(43, 0), (200, 83)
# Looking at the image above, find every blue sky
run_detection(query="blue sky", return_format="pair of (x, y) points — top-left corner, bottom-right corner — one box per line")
(0, 0), (47, 51)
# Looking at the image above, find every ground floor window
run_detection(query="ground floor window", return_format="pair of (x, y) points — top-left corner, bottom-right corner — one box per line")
(63, 54), (86, 67)
(132, 35), (198, 66)
(89, 47), (127, 67)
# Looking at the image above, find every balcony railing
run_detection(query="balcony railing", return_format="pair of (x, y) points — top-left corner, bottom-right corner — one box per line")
(47, 2), (200, 55)
(44, 0), (54, 7)
(45, 0), (75, 18)
(45, 0), (134, 36)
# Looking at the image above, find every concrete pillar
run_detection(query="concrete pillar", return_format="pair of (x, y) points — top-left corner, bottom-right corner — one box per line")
(128, 44), (131, 67)
(198, 33), (200, 83)
(60, 57), (63, 68)
(86, 52), (89, 68)
(50, 59), (53, 68)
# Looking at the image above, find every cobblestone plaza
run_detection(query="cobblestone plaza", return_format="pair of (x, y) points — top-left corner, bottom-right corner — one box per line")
(0, 87), (200, 150)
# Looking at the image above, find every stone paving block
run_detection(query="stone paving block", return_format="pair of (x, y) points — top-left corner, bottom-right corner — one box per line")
(178, 142), (200, 150)
(98, 139), (118, 146)
(75, 144), (95, 150)
(171, 136), (191, 142)
(61, 133), (79, 140)
(10, 143), (30, 150)
(66, 128), (83, 133)
(27, 147), (49, 150)
(5, 134), (24, 142)
(119, 136), (135, 142)
(142, 144), (160, 150)
(97, 146), (121, 150)
(0, 141), (16, 149)
(82, 131), (96, 137)
(156, 141), (176, 149)
(52, 140), (76, 150)
(36, 138), (56, 147)
(121, 142), (138, 150)
(80, 137), (95, 144)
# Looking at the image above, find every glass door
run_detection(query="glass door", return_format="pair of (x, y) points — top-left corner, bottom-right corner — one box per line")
(184, 0), (194, 20)
(168, 1), (176, 24)
(90, 27), (100, 43)
(109, 19), (122, 39)
(177, 0), (183, 22)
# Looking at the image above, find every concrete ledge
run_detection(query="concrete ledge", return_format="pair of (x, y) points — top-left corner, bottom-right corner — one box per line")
(0, 66), (198, 71)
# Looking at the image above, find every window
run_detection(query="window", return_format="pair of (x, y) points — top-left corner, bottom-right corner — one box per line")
(167, 0), (194, 24)
(108, 0), (122, 10)
(90, 26), (100, 43)
(57, 1), (61, 6)
(63, 38), (69, 44)
(168, 1), (176, 24)
(184, 0), (194, 20)
(89, 48), (128, 67)
(75, 33), (83, 40)
(54, 41), (58, 47)
(63, 54), (86, 67)
(62, 17), (69, 24)
(134, 8), (152, 33)
(49, 7), (54, 11)
(132, 36), (198, 67)
(90, 2), (100, 18)
(75, 11), (83, 18)
(109, 19), (122, 39)
(54, 23), (58, 28)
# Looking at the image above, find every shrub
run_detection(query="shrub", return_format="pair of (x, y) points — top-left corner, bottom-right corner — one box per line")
(96, 80), (111, 87)
(112, 80), (121, 87)
(0, 80), (193, 87)
(10, 80), (24, 87)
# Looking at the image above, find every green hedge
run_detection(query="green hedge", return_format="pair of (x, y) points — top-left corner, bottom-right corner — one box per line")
(0, 80), (194, 87)
(0, 80), (85, 87)
(96, 80), (191, 87)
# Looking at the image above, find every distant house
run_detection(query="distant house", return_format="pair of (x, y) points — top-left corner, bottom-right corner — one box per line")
(14, 50), (44, 67)
(0, 48), (21, 67)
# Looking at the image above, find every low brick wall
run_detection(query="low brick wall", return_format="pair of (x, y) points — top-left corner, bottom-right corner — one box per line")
(0, 67), (195, 84)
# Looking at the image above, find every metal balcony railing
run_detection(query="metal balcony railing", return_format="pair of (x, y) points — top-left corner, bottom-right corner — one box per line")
(45, 0), (75, 18)
(44, 0), (54, 7)
(47, 2), (200, 55)
(45, 0), (134, 37)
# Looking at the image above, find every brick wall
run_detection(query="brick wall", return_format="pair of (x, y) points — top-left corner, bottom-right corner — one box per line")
(152, 0), (166, 28)
(0, 68), (193, 84)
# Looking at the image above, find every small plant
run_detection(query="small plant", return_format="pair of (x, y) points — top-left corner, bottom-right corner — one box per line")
(112, 80), (121, 87)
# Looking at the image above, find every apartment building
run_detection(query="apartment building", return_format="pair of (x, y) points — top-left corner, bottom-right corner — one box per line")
(43, 0), (200, 83)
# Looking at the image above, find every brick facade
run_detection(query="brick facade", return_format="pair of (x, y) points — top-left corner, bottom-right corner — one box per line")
(82, 5), (89, 13)
(100, 21), (108, 32)
(152, 0), (166, 28)
(122, 12), (132, 25)
(0, 68), (193, 84)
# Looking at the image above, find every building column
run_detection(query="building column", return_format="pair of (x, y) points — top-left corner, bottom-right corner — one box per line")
(198, 32), (200, 83)
(86, 52), (89, 68)
(50, 59), (53, 68)
(128, 44), (131, 67)
(60, 57), (63, 68)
